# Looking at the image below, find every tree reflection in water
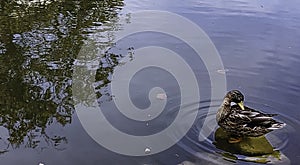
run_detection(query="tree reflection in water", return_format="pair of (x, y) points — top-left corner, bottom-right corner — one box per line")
(0, 0), (124, 153)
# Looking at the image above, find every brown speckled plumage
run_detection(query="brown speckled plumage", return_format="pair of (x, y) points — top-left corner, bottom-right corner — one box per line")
(216, 90), (285, 137)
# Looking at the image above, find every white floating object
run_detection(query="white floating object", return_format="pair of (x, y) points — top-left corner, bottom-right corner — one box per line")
(144, 147), (151, 154)
(217, 69), (229, 74)
(156, 93), (167, 100)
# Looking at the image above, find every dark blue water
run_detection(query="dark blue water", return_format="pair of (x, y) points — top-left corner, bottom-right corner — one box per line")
(0, 0), (300, 164)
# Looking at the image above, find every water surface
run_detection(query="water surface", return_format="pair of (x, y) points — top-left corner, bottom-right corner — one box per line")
(0, 0), (300, 164)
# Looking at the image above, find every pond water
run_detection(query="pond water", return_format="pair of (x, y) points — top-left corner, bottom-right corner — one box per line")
(0, 0), (300, 164)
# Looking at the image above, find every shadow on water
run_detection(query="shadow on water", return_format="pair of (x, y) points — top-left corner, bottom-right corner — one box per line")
(0, 0), (124, 154)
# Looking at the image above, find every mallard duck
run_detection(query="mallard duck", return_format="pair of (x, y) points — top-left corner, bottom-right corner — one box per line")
(216, 90), (285, 142)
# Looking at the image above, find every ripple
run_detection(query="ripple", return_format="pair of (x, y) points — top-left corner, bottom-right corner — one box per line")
(176, 98), (297, 164)
(177, 100), (221, 153)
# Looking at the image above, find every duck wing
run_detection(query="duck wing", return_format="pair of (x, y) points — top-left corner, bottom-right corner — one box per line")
(231, 105), (285, 130)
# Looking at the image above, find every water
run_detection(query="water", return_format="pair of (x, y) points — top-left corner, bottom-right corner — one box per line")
(0, 0), (300, 164)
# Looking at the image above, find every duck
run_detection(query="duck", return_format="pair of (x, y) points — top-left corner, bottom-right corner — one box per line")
(216, 90), (286, 143)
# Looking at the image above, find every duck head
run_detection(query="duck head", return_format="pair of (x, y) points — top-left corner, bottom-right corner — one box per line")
(226, 90), (245, 110)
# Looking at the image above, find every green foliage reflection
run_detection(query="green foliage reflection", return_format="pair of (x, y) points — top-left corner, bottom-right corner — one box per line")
(0, 0), (124, 153)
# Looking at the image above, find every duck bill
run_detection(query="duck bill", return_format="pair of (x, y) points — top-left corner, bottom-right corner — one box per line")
(237, 101), (245, 110)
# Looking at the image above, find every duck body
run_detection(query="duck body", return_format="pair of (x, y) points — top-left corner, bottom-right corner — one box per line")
(216, 90), (285, 137)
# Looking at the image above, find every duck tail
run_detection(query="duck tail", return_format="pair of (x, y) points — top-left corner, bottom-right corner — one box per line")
(267, 122), (286, 130)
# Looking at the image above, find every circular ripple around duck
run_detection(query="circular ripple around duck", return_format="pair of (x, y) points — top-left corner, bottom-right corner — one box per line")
(244, 100), (299, 151)
(176, 100), (224, 162)
(177, 99), (297, 164)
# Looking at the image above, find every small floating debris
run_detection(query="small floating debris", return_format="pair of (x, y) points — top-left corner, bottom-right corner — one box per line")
(38, 163), (45, 165)
(217, 69), (229, 74)
(144, 147), (151, 154)
(156, 93), (167, 100)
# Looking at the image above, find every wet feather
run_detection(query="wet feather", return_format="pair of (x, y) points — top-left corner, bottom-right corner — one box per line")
(216, 90), (285, 137)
